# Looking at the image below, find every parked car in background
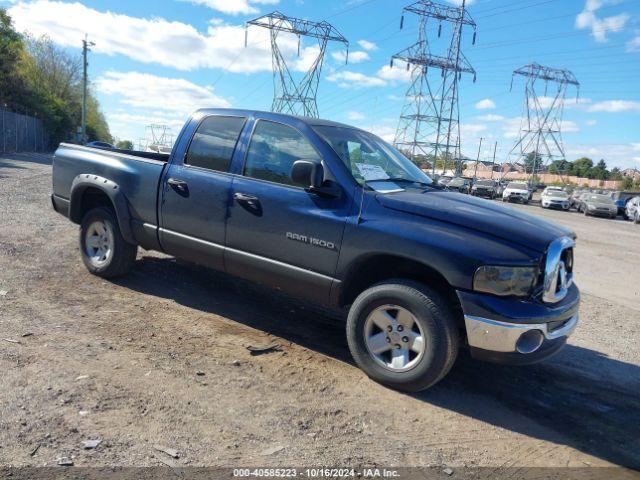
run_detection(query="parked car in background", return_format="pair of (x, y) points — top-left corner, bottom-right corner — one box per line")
(502, 182), (531, 203)
(437, 175), (453, 187)
(541, 189), (570, 210)
(542, 186), (564, 195)
(85, 141), (115, 149)
(625, 196), (640, 224)
(470, 179), (499, 199)
(610, 191), (640, 219)
(569, 189), (586, 209)
(576, 193), (617, 218)
(447, 176), (472, 194)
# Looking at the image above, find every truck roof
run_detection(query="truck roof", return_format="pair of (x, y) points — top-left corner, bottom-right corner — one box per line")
(193, 108), (361, 131)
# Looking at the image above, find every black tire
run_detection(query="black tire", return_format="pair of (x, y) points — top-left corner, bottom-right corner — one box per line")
(634, 211), (640, 224)
(346, 280), (459, 392)
(583, 207), (589, 216)
(79, 207), (137, 278)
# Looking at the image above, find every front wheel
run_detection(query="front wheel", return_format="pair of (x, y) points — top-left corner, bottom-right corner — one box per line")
(635, 211), (640, 224)
(346, 280), (459, 392)
(79, 207), (137, 278)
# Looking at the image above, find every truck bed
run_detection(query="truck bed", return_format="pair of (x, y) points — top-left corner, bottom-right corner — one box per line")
(52, 143), (168, 236)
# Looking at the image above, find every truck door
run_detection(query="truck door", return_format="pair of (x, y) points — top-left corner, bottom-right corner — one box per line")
(159, 114), (247, 270)
(225, 119), (351, 304)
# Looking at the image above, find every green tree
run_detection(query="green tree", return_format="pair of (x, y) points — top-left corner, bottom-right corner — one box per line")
(610, 167), (623, 181)
(569, 157), (594, 178)
(549, 159), (570, 174)
(0, 8), (28, 108)
(0, 10), (112, 146)
(116, 140), (133, 150)
(622, 176), (634, 190)
(591, 159), (608, 180)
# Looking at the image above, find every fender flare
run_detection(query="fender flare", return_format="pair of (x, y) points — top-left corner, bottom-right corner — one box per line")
(69, 174), (136, 245)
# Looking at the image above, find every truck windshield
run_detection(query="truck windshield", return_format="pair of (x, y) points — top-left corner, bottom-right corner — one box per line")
(312, 125), (433, 191)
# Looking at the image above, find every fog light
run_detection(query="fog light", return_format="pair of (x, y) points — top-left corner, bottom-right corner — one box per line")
(516, 329), (544, 354)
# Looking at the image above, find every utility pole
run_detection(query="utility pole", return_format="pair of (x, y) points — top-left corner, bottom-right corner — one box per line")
(490, 140), (497, 180)
(507, 63), (579, 186)
(473, 137), (483, 180)
(246, 12), (348, 118)
(81, 35), (95, 144)
(389, 0), (477, 172)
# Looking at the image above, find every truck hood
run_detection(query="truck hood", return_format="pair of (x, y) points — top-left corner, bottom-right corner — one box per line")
(375, 190), (573, 253)
(504, 188), (529, 194)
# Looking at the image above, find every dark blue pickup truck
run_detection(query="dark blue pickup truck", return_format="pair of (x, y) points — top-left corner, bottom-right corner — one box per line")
(51, 108), (580, 391)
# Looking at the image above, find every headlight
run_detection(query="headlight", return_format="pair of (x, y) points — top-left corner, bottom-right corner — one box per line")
(473, 265), (537, 297)
(587, 204), (596, 210)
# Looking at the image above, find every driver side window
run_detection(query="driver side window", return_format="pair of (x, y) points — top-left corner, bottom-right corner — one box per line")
(244, 120), (320, 187)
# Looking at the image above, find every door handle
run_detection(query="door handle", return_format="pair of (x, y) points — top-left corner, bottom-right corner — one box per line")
(234, 192), (259, 205)
(234, 192), (262, 214)
(167, 177), (188, 193)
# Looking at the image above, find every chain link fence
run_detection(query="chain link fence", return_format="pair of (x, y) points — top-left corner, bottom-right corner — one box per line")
(1, 107), (50, 153)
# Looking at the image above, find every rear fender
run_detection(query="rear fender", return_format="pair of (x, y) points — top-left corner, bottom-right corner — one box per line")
(69, 174), (135, 244)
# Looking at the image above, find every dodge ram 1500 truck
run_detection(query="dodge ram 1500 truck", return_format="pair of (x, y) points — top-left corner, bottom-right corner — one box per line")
(51, 108), (580, 392)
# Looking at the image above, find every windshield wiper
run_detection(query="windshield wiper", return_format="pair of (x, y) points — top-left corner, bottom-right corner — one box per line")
(366, 177), (432, 187)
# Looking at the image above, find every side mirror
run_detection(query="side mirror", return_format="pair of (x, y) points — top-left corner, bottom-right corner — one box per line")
(290, 160), (341, 199)
(291, 160), (323, 188)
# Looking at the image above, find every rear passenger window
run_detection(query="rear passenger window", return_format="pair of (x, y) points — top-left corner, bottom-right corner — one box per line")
(244, 120), (320, 187)
(185, 116), (246, 172)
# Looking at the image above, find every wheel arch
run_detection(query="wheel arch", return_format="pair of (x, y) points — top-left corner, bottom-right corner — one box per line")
(69, 174), (135, 244)
(336, 254), (463, 324)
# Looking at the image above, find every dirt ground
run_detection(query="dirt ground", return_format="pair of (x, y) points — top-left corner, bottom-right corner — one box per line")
(1, 153), (639, 472)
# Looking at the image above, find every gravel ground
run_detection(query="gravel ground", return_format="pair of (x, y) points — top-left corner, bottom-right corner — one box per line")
(0, 153), (639, 473)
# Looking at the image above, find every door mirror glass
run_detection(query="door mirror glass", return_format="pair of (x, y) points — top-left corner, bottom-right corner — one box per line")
(291, 160), (323, 188)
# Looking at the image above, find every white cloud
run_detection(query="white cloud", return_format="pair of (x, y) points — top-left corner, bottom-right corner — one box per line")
(326, 70), (386, 88)
(628, 36), (640, 52)
(561, 120), (580, 133)
(7, 0), (299, 73)
(586, 100), (640, 112)
(366, 124), (396, 143)
(357, 39), (378, 51)
(447, 0), (476, 5)
(183, 0), (279, 15)
(327, 63), (413, 89)
(586, 119), (597, 126)
(97, 71), (230, 114)
(565, 143), (640, 169)
(477, 114), (505, 122)
(575, 0), (629, 42)
(97, 71), (231, 143)
(460, 123), (487, 137)
(332, 50), (369, 64)
(346, 111), (365, 121)
(475, 98), (496, 110)
(501, 117), (580, 139)
(377, 64), (412, 83)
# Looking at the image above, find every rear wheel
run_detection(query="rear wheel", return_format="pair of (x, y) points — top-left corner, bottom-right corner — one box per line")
(79, 207), (137, 278)
(346, 280), (459, 392)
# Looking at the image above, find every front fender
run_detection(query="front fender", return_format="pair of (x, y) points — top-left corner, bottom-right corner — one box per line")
(69, 174), (135, 244)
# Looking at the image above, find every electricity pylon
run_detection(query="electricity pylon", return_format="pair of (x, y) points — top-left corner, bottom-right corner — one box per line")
(507, 63), (580, 183)
(246, 11), (348, 118)
(390, 0), (477, 175)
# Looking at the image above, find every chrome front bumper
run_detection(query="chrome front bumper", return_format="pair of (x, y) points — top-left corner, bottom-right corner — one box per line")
(464, 313), (579, 354)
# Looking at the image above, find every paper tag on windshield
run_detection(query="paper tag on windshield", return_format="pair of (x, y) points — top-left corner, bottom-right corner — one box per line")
(355, 163), (390, 181)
